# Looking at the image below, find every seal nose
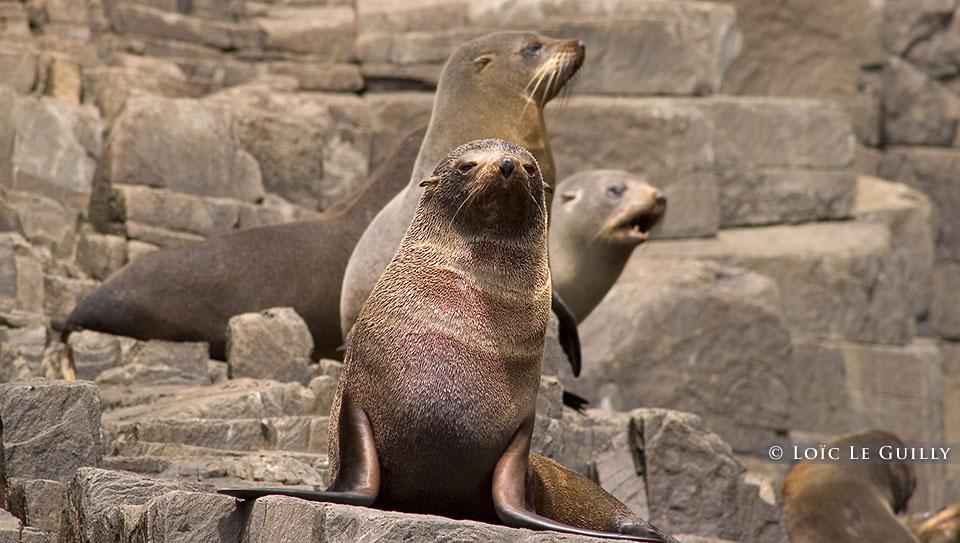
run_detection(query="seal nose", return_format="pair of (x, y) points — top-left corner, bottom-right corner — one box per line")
(655, 192), (667, 206)
(499, 156), (516, 179)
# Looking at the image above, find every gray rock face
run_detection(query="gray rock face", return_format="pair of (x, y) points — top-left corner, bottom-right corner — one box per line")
(854, 175), (935, 320)
(564, 259), (790, 454)
(226, 307), (316, 385)
(124, 490), (243, 543)
(6, 478), (67, 533)
(933, 262), (960, 339)
(102, 96), (264, 203)
(0, 89), (105, 211)
(0, 380), (102, 489)
(644, 222), (913, 345)
(882, 57), (960, 147)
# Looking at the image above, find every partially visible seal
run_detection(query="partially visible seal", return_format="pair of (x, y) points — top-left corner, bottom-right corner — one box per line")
(781, 429), (918, 543)
(221, 139), (675, 542)
(549, 170), (666, 321)
(61, 127), (426, 360)
(340, 31), (585, 339)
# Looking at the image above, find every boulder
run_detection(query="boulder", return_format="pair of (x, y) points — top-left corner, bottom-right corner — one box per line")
(879, 146), (960, 261)
(256, 6), (355, 60)
(932, 262), (960, 339)
(75, 229), (127, 281)
(0, 380), (102, 492)
(101, 96), (264, 203)
(124, 490), (243, 543)
(226, 307), (316, 385)
(563, 259), (791, 454)
(643, 221), (913, 345)
(6, 478), (67, 533)
(105, 2), (263, 52)
(882, 56), (960, 147)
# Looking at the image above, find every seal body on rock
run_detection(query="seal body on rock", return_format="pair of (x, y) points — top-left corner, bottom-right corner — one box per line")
(549, 170), (666, 321)
(221, 140), (675, 542)
(61, 127), (426, 360)
(340, 31), (585, 339)
(781, 429), (919, 543)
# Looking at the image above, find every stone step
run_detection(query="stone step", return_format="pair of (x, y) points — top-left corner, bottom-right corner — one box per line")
(639, 220), (912, 345)
(356, 0), (740, 96)
(105, 415), (330, 454)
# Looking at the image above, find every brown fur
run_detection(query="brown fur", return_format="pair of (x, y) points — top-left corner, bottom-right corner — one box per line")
(781, 429), (919, 543)
(62, 127), (426, 360)
(549, 170), (666, 321)
(329, 139), (670, 539)
(340, 31), (584, 337)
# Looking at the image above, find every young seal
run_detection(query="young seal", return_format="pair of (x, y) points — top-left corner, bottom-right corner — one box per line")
(221, 140), (675, 542)
(781, 429), (918, 543)
(549, 170), (666, 321)
(61, 127), (426, 360)
(340, 31), (585, 348)
(904, 503), (960, 543)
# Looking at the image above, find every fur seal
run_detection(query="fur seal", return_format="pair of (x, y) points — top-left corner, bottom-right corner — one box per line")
(549, 170), (666, 321)
(61, 126), (426, 360)
(781, 429), (918, 543)
(340, 31), (585, 343)
(221, 140), (675, 542)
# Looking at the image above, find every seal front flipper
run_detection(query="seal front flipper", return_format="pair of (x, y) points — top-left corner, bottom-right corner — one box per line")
(492, 415), (672, 542)
(219, 391), (379, 506)
(551, 290), (581, 377)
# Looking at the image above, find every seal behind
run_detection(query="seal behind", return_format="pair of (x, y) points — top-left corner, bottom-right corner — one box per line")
(550, 170), (666, 321)
(781, 429), (919, 543)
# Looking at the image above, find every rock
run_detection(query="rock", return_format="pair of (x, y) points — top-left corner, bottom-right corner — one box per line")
(82, 56), (196, 124)
(882, 57), (960, 147)
(256, 6), (355, 60)
(95, 339), (211, 388)
(854, 175), (935, 320)
(943, 342), (960, 504)
(883, 0), (958, 56)
(0, 90), (105, 211)
(0, 325), (50, 382)
(45, 56), (82, 104)
(0, 379), (102, 491)
(75, 228), (127, 281)
(0, 507), (50, 543)
(643, 221), (913, 345)
(242, 495), (662, 542)
(784, 340), (849, 435)
(267, 61), (364, 92)
(879, 146), (960, 261)
(6, 478), (67, 533)
(932, 262), (960, 339)
(564, 259), (791, 454)
(1, 190), (79, 259)
(61, 467), (204, 543)
(124, 490), (243, 543)
(640, 409), (786, 543)
(707, 97), (855, 226)
(0, 3), (30, 36)
(68, 330), (133, 382)
(0, 41), (39, 95)
(227, 307), (316, 385)
(721, 0), (885, 134)
(101, 96), (264, 203)
(106, 2), (263, 52)
(0, 233), (46, 315)
(230, 109), (328, 210)
(112, 184), (255, 238)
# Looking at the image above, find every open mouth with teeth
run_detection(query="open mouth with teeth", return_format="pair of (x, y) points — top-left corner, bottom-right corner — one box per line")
(614, 208), (664, 242)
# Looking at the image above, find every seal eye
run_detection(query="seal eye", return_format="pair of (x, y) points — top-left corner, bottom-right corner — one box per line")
(458, 162), (477, 174)
(607, 185), (627, 198)
(522, 43), (542, 58)
(523, 164), (536, 176)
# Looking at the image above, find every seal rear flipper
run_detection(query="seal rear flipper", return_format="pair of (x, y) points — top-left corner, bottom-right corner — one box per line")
(492, 417), (671, 542)
(220, 391), (379, 506)
(551, 290), (581, 377)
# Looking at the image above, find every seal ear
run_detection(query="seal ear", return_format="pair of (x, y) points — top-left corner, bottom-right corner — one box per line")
(419, 177), (440, 188)
(561, 190), (578, 203)
(543, 183), (553, 194)
(472, 55), (493, 71)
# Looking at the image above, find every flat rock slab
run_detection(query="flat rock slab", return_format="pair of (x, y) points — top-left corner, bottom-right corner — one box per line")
(642, 221), (913, 345)
(0, 379), (102, 488)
